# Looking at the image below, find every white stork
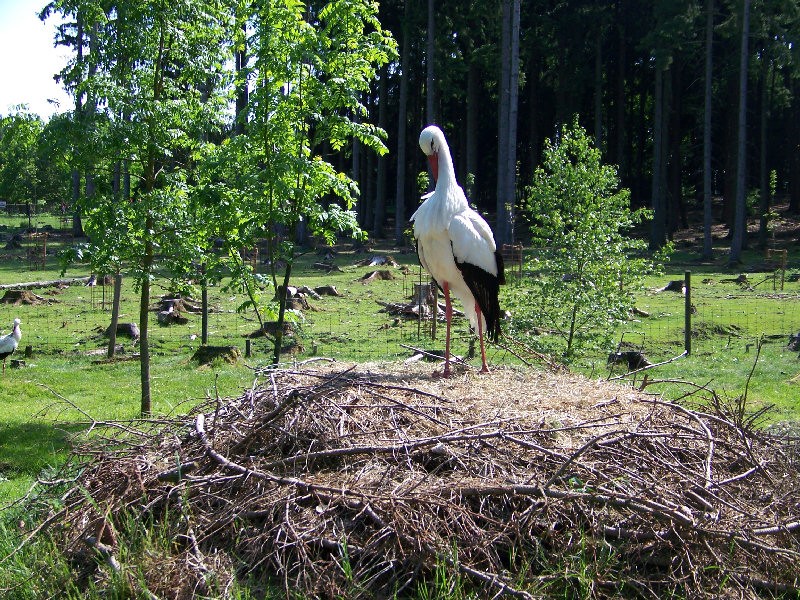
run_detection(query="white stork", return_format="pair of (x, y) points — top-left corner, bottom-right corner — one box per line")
(411, 125), (505, 377)
(0, 318), (22, 374)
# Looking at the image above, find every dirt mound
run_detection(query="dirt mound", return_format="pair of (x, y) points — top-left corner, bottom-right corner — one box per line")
(35, 363), (800, 598)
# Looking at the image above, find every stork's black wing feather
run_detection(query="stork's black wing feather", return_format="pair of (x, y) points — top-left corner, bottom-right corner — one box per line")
(453, 256), (504, 342)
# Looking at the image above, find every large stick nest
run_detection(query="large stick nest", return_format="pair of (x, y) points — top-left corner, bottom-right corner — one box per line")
(38, 363), (800, 598)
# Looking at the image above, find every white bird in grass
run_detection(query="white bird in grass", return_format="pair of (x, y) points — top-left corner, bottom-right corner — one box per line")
(411, 125), (505, 377)
(0, 318), (22, 374)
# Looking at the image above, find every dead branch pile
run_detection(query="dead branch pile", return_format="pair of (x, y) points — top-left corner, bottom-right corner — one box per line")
(37, 364), (800, 598)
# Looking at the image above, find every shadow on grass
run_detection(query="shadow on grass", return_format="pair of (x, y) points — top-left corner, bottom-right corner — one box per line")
(0, 421), (72, 478)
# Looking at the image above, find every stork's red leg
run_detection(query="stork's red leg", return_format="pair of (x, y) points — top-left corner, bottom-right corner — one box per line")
(475, 304), (489, 373)
(442, 281), (452, 378)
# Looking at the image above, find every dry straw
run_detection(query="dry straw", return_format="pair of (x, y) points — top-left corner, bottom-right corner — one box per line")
(21, 361), (800, 598)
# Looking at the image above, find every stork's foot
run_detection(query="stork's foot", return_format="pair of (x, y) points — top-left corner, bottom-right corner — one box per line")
(479, 365), (490, 374)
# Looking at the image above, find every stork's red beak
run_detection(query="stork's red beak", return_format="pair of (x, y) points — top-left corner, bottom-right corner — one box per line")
(428, 152), (439, 184)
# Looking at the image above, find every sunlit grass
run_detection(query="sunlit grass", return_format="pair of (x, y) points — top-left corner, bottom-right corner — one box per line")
(0, 214), (798, 511)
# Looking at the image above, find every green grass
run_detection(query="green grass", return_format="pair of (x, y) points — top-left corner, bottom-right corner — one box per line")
(0, 214), (799, 598)
(1, 223), (798, 507)
(0, 355), (253, 504)
(573, 261), (800, 419)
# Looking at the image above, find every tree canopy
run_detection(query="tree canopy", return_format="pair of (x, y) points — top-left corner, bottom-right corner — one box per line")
(2, 0), (800, 405)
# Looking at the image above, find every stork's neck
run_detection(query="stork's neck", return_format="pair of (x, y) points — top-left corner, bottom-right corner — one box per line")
(434, 143), (457, 194)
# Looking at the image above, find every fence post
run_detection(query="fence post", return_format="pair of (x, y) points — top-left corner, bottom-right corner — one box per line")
(684, 270), (691, 356)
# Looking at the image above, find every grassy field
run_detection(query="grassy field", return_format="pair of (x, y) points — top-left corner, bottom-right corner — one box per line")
(1, 217), (799, 499)
(0, 212), (799, 597)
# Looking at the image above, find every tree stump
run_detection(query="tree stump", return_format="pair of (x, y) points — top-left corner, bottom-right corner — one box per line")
(314, 285), (341, 297)
(105, 322), (140, 340)
(248, 322), (296, 339)
(0, 290), (49, 305)
(191, 345), (241, 365)
(608, 350), (651, 371)
(157, 310), (189, 326)
(661, 280), (685, 293)
(360, 270), (395, 282)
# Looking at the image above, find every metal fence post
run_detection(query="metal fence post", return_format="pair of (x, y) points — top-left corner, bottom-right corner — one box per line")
(684, 270), (691, 356)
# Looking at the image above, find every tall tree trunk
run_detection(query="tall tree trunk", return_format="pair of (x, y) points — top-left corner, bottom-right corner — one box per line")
(496, 0), (512, 244)
(272, 262), (292, 366)
(505, 0), (520, 242)
(84, 19), (98, 211)
(107, 273), (122, 358)
(107, 157), (122, 359)
(234, 18), (248, 136)
(729, 0), (750, 265)
(789, 77), (800, 213)
(466, 61), (479, 195)
(757, 55), (771, 249)
(373, 67), (388, 238)
(722, 83), (738, 230)
(702, 0), (714, 260)
(634, 63), (648, 207)
(525, 52), (541, 187)
(139, 17), (168, 417)
(71, 169), (82, 237)
(71, 13), (84, 238)
(353, 112), (362, 223)
(364, 140), (376, 233)
(667, 63), (686, 235)
(594, 31), (603, 151)
(650, 66), (666, 249)
(393, 1), (410, 246)
(614, 7), (627, 176)
(426, 0), (435, 124)
(140, 216), (154, 416)
(201, 262), (209, 345)
(495, 0), (520, 244)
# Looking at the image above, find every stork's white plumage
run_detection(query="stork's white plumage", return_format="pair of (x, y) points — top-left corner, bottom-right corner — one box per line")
(0, 318), (21, 374)
(411, 125), (505, 377)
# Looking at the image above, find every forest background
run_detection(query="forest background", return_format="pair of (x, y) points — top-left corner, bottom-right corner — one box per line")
(1, 0), (798, 256)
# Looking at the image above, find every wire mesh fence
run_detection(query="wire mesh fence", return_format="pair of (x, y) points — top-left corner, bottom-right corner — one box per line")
(1, 266), (798, 371)
(611, 270), (800, 364)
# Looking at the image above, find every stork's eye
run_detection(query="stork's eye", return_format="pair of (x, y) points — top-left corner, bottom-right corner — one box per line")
(430, 140), (435, 151)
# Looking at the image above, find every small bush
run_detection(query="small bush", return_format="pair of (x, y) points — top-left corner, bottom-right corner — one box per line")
(508, 117), (667, 359)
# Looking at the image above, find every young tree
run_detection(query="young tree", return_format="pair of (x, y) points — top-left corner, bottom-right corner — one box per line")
(0, 110), (43, 211)
(509, 119), (663, 359)
(210, 0), (397, 365)
(47, 0), (232, 415)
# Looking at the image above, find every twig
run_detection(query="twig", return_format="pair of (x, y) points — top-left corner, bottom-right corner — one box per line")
(399, 343), (471, 367)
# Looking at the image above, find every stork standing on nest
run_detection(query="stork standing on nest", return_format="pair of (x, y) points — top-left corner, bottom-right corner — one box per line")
(0, 318), (21, 374)
(411, 125), (505, 377)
